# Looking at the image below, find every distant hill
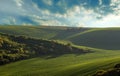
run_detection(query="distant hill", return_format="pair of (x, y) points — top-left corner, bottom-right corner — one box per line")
(0, 33), (90, 65)
(69, 28), (120, 50)
(0, 26), (89, 39)
(1, 26), (120, 50)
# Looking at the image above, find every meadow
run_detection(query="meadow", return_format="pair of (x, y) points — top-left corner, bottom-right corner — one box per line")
(1, 48), (120, 76)
(0, 26), (120, 76)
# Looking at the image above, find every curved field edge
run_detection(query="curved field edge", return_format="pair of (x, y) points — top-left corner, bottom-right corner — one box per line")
(0, 49), (120, 76)
(56, 56), (120, 76)
(0, 26), (90, 40)
(68, 28), (120, 50)
(68, 28), (120, 39)
(2, 26), (120, 50)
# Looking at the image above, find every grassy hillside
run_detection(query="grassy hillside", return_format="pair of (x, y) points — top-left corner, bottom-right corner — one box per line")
(0, 48), (120, 76)
(0, 26), (120, 76)
(0, 33), (90, 65)
(69, 28), (120, 50)
(1, 26), (120, 50)
(0, 26), (89, 39)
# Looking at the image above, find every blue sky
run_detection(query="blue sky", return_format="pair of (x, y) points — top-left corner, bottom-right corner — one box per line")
(0, 0), (120, 27)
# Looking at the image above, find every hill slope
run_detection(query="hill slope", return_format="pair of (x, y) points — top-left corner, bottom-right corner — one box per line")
(0, 26), (89, 39)
(1, 49), (120, 76)
(1, 26), (120, 76)
(1, 26), (120, 50)
(0, 33), (90, 65)
(69, 28), (120, 50)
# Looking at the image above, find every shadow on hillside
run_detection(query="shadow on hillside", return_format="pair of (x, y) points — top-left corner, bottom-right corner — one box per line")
(0, 33), (93, 65)
(41, 51), (93, 59)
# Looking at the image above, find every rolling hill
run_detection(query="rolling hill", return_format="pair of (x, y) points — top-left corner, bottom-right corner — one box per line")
(68, 28), (120, 50)
(0, 33), (90, 65)
(0, 26), (89, 39)
(1, 48), (120, 76)
(0, 26), (120, 76)
(0, 26), (120, 50)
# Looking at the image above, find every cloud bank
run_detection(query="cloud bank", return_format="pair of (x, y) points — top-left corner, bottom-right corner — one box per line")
(0, 0), (120, 27)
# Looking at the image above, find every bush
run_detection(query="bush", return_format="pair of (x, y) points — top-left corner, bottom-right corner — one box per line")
(93, 64), (120, 76)
(114, 63), (120, 68)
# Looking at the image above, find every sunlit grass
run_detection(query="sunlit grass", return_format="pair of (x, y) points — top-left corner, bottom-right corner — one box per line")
(0, 47), (120, 76)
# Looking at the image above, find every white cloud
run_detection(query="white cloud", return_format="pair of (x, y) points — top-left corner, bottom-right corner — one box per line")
(14, 0), (23, 7)
(2, 16), (16, 24)
(42, 0), (53, 6)
(0, 0), (120, 27)
(85, 14), (120, 27)
(0, 0), (25, 15)
(99, 0), (102, 5)
(34, 19), (65, 26)
(111, 0), (120, 6)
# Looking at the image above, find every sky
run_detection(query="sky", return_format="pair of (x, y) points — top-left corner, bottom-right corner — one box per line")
(0, 0), (120, 27)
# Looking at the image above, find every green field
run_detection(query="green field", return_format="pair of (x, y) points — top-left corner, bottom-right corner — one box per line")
(0, 48), (120, 76)
(1, 26), (120, 50)
(0, 26), (89, 39)
(0, 26), (120, 76)
(69, 28), (120, 50)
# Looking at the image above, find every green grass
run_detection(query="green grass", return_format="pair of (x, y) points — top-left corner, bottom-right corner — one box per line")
(1, 26), (120, 50)
(0, 26), (60, 39)
(1, 26), (120, 76)
(0, 26), (89, 39)
(69, 28), (120, 50)
(1, 47), (120, 76)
